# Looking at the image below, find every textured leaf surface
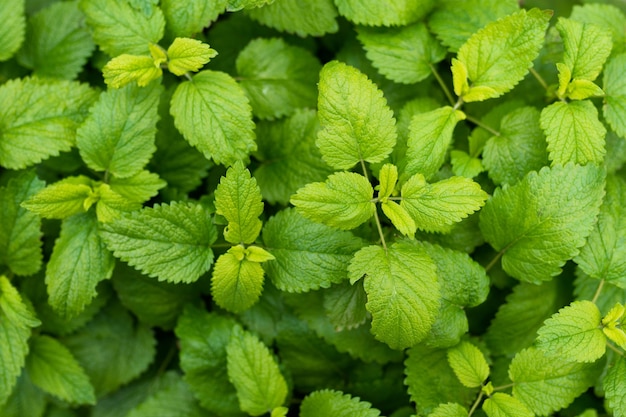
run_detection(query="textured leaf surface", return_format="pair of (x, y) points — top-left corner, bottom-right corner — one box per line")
(428, 403), (468, 417)
(570, 3), (626, 54)
(170, 70), (256, 166)
(447, 341), (490, 388)
(167, 37), (217, 76)
(0, 0), (24, 61)
(316, 61), (397, 170)
(604, 356), (626, 417)
(22, 176), (95, 220)
(161, 0), (227, 37)
(108, 170), (165, 204)
(100, 201), (216, 283)
(2, 370), (45, 417)
(102, 54), (162, 88)
(334, 0), (434, 26)
(479, 164), (605, 283)
(212, 249), (265, 313)
(323, 281), (368, 331)
(246, 0), (338, 37)
(603, 53), (626, 139)
(300, 390), (380, 417)
(483, 393), (533, 417)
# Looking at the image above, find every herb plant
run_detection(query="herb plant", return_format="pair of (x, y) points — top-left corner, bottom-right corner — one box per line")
(1, 0), (626, 416)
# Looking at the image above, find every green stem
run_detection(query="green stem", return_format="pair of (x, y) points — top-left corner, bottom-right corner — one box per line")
(360, 159), (388, 251)
(467, 391), (485, 417)
(485, 250), (504, 272)
(607, 342), (625, 357)
(529, 67), (549, 91)
(430, 63), (456, 106)
(465, 115), (501, 136)
(492, 382), (515, 391)
(591, 279), (605, 304)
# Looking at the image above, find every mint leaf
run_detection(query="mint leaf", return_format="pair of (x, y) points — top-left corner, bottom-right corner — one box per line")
(100, 201), (216, 283)
(0, 275), (40, 406)
(77, 83), (162, 178)
(170, 70), (256, 166)
(215, 160), (264, 245)
(348, 242), (439, 349)
(334, 0), (434, 26)
(300, 389), (381, 417)
(2, 370), (45, 417)
(95, 183), (143, 223)
(479, 164), (605, 283)
(570, 3), (626, 55)
(237, 38), (320, 119)
(46, 213), (115, 318)
(108, 170), (165, 204)
(79, 0), (165, 56)
(429, 403), (468, 417)
(604, 356), (626, 417)
(452, 9), (551, 102)
(102, 54), (162, 88)
(356, 22), (446, 84)
(323, 281), (368, 331)
(246, 0), (338, 37)
(22, 176), (95, 220)
(0, 77), (97, 169)
(291, 172), (375, 231)
(450, 150), (484, 179)
(483, 393), (533, 417)
(381, 200), (416, 237)
(540, 100), (606, 166)
(316, 60), (397, 170)
(227, 326), (288, 416)
(26, 335), (95, 405)
(262, 209), (364, 292)
(167, 37), (217, 76)
(161, 0), (227, 38)
(0, 0), (25, 61)
(0, 171), (44, 276)
(603, 52), (626, 139)
(212, 248), (266, 313)
(447, 341), (490, 388)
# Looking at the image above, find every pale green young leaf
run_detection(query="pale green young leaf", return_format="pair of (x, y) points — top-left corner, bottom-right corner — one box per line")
(348, 242), (439, 349)
(212, 249), (265, 313)
(262, 209), (364, 292)
(356, 22), (446, 84)
(447, 341), (490, 388)
(245, 246), (274, 263)
(0, 275), (40, 406)
(22, 176), (95, 220)
(450, 150), (484, 179)
(604, 356), (626, 417)
(167, 37), (217, 76)
(291, 172), (375, 231)
(161, 0), (227, 38)
(215, 161), (264, 244)
(300, 389), (381, 417)
(479, 164), (605, 284)
(174, 306), (242, 415)
(377, 163), (398, 201)
(483, 393), (533, 417)
(17, 1), (94, 80)
(109, 170), (165, 203)
(603, 53), (626, 139)
(334, 0), (434, 26)
(95, 183), (142, 223)
(237, 38), (320, 120)
(79, 0), (165, 56)
(428, 403), (468, 417)
(602, 303), (625, 325)
(46, 213), (114, 319)
(570, 3), (626, 54)
(323, 281), (368, 331)
(540, 100), (606, 165)
(0, 78), (97, 169)
(401, 174), (488, 233)
(227, 326), (288, 416)
(566, 79), (605, 101)
(0, 0), (25, 61)
(102, 54), (162, 88)
(401, 106), (465, 180)
(510, 347), (602, 416)
(170, 70), (256, 166)
(0, 171), (44, 276)
(77, 83), (162, 178)
(428, 0), (519, 52)
(316, 60), (397, 170)
(536, 300), (605, 362)
(254, 109), (333, 205)
(26, 335), (95, 405)
(452, 9), (551, 102)
(246, 0), (338, 37)
(100, 201), (216, 283)
(381, 200), (416, 237)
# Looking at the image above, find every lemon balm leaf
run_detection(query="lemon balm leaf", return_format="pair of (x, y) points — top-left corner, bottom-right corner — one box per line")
(0, 0), (25, 61)
(334, 0), (434, 26)
(161, 0), (228, 38)
(447, 341), (490, 388)
(603, 53), (626, 139)
(300, 389), (381, 417)
(22, 176), (95, 220)
(103, 54), (163, 88)
(167, 37), (217, 76)
(211, 249), (266, 313)
(483, 393), (533, 417)
(246, 0), (338, 37)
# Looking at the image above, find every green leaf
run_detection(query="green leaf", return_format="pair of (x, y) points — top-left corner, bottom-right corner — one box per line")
(316, 60), (397, 170)
(170, 70), (256, 166)
(26, 335), (95, 405)
(401, 106), (465, 180)
(102, 54), (162, 88)
(228, 0), (275, 11)
(246, 0), (338, 37)
(603, 52), (626, 139)
(262, 209), (364, 292)
(348, 242), (439, 349)
(300, 389), (381, 417)
(400, 174), (488, 233)
(540, 100), (606, 166)
(237, 38), (320, 120)
(79, 0), (165, 56)
(46, 213), (115, 318)
(428, 403), (468, 417)
(323, 281), (368, 331)
(94, 183), (142, 223)
(0, 275), (40, 406)
(356, 22), (446, 84)
(451, 9), (551, 102)
(604, 356), (626, 417)
(334, 0), (434, 26)
(212, 249), (266, 313)
(175, 306), (242, 416)
(22, 176), (95, 220)
(381, 200), (416, 237)
(536, 300), (605, 363)
(77, 83), (162, 178)
(0, 77), (97, 169)
(2, 370), (46, 417)
(510, 347), (602, 416)
(226, 326), (288, 416)
(378, 164), (398, 201)
(100, 201), (216, 283)
(570, 3), (626, 55)
(215, 161), (263, 244)
(16, 1), (94, 80)
(167, 37), (217, 76)
(161, 0), (227, 38)
(479, 164), (605, 284)
(447, 341), (490, 388)
(0, 0), (25, 61)
(0, 171), (44, 276)
(291, 172), (375, 231)
(482, 393), (533, 417)
(450, 150), (485, 179)
(108, 170), (165, 204)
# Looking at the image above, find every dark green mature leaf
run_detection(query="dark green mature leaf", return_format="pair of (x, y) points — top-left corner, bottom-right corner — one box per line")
(2, 370), (45, 417)
(334, 0), (434, 26)
(604, 356), (626, 417)
(300, 389), (380, 417)
(246, 0), (338, 37)
(323, 281), (368, 331)
(161, 0), (228, 37)
(603, 53), (626, 139)
(0, 0), (25, 61)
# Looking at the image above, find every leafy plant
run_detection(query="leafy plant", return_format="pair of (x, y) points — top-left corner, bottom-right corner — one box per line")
(1, 0), (626, 416)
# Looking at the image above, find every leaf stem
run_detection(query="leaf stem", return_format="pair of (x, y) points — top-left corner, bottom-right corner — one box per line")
(529, 67), (549, 91)
(360, 159), (387, 251)
(492, 382), (515, 391)
(485, 250), (504, 272)
(430, 63), (456, 106)
(465, 115), (501, 137)
(468, 391), (485, 417)
(591, 279), (605, 304)
(607, 342), (625, 357)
